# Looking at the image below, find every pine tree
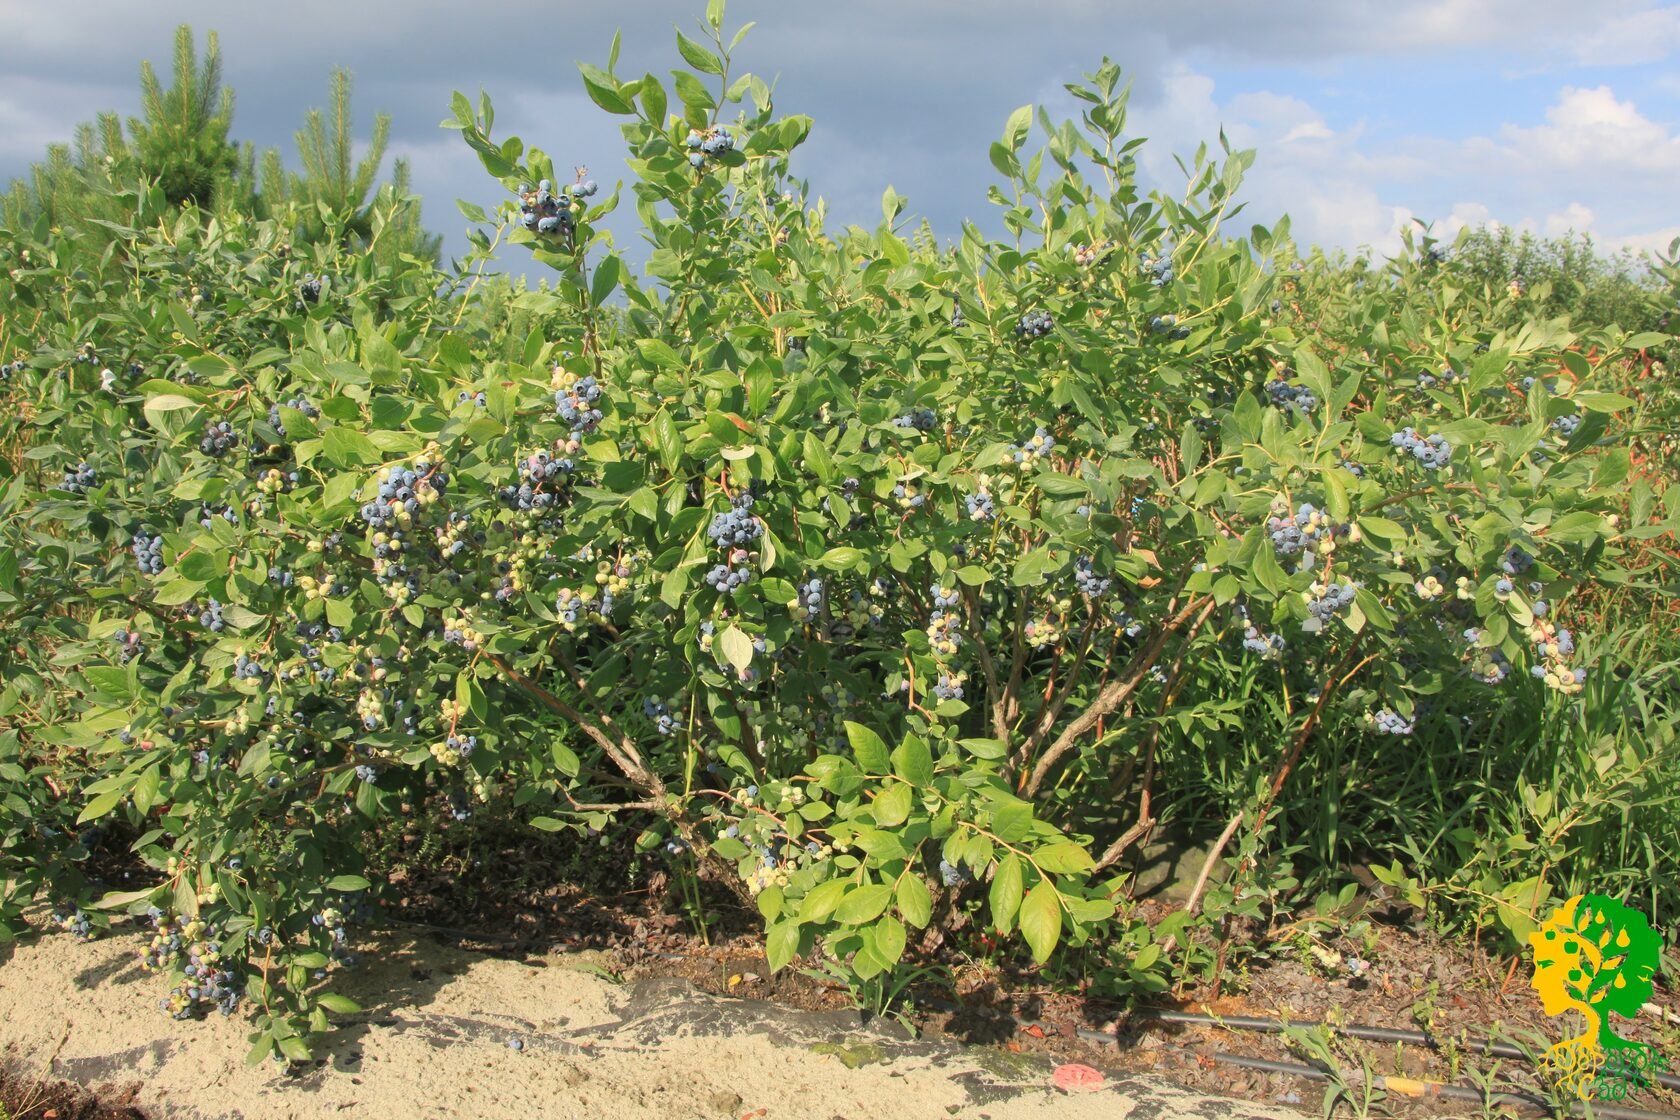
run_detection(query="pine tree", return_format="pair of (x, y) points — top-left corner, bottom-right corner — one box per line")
(126, 26), (238, 208)
(260, 69), (441, 265)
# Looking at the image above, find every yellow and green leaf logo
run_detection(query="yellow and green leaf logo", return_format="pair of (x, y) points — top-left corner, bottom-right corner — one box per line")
(1528, 893), (1666, 1101)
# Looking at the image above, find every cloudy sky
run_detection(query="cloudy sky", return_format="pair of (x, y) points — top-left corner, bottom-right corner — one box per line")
(4, 0), (1678, 272)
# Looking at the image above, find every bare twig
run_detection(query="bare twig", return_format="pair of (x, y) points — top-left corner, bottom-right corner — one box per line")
(1183, 810), (1244, 915)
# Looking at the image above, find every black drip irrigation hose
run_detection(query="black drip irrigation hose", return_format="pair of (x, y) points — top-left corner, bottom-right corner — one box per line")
(1204, 1050), (1679, 1120)
(399, 929), (1680, 1118)
(1129, 1009), (1680, 1095)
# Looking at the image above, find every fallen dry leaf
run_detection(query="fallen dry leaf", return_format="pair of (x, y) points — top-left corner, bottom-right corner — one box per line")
(1052, 1063), (1104, 1092)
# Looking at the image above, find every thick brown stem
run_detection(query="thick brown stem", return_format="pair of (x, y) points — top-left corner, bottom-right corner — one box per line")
(1183, 644), (1362, 914)
(487, 653), (662, 797)
(964, 585), (1008, 744)
(1183, 809), (1244, 914)
(1020, 595), (1210, 798)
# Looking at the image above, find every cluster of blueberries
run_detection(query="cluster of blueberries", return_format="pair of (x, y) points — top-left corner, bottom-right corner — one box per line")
(501, 448), (575, 512)
(1073, 556), (1111, 597)
(1391, 427), (1452, 470)
(60, 461), (96, 494)
(1008, 427), (1056, 466)
(1465, 629), (1513, 685)
(517, 178), (597, 241)
(926, 608), (963, 657)
(298, 274), (323, 304)
(793, 575), (825, 622)
(456, 389), (489, 407)
(198, 600), (227, 632)
(1551, 414), (1582, 439)
(1415, 366), (1462, 391)
(232, 653), (267, 682)
(705, 492), (761, 593)
(892, 408), (937, 432)
(554, 372), (604, 433)
(1371, 708), (1415, 736)
(3, 358), (25, 377)
(1140, 251), (1175, 287)
(200, 420), (239, 457)
(143, 911), (243, 1020)
(965, 490), (994, 521)
(1265, 376), (1319, 415)
(361, 462), (449, 528)
(1149, 314), (1190, 340)
(198, 503), (239, 530)
(129, 533), (163, 574)
(932, 670), (966, 702)
(1016, 309), (1054, 339)
(685, 127), (735, 167)
(891, 480), (927, 509)
(643, 696), (678, 736)
(268, 395), (319, 440)
(1303, 581), (1358, 634)
(1243, 624), (1286, 659)
(1267, 502), (1345, 563)
(52, 908), (94, 940)
(938, 858), (972, 887)
(113, 627), (144, 664)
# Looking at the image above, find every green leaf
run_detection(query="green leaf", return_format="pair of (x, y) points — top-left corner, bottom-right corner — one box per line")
(891, 735), (934, 787)
(897, 875), (933, 928)
(767, 919), (800, 971)
(834, 883), (893, 925)
(989, 853), (1023, 933)
(872, 783), (913, 827)
(845, 722), (890, 773)
(653, 409), (683, 473)
(636, 339), (683, 370)
(1359, 516), (1406, 546)
(78, 790), (123, 825)
(1003, 103), (1033, 151)
(1546, 511), (1604, 543)
(675, 30), (725, 75)
(719, 624), (754, 672)
(316, 993), (362, 1015)
(83, 666), (133, 701)
(819, 547), (865, 571)
(673, 70), (715, 113)
(326, 875), (372, 892)
(323, 427), (380, 468)
(875, 914), (907, 966)
(1019, 880), (1062, 963)
(798, 878), (848, 923)
(1033, 842), (1094, 875)
(579, 64), (636, 114)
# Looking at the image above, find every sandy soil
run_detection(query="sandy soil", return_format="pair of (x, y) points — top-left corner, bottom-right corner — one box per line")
(0, 926), (1303, 1120)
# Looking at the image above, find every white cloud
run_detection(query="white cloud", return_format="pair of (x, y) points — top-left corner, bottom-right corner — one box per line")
(1542, 202), (1597, 237)
(1572, 5), (1680, 64)
(1121, 64), (1680, 260)
(1496, 86), (1680, 172)
(4, 0), (1677, 264)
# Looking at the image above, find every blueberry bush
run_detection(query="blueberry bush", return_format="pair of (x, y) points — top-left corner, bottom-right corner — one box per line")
(2, 4), (1677, 1064)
